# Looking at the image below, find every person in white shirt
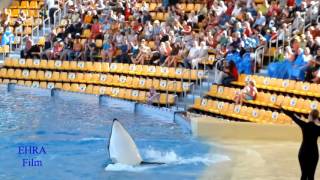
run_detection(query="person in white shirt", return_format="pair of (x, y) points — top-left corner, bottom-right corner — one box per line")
(47, 0), (59, 25)
(183, 40), (200, 68)
(191, 41), (208, 69)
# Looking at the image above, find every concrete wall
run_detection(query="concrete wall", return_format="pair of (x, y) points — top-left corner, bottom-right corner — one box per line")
(0, 0), (11, 10)
(191, 116), (304, 142)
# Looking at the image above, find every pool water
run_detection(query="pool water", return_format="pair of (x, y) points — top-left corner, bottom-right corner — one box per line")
(0, 85), (229, 180)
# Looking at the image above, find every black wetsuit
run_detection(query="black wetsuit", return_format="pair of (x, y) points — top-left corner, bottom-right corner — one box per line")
(283, 109), (320, 180)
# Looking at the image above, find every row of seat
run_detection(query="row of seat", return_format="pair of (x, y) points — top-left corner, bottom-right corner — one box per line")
(9, 1), (43, 9)
(232, 74), (320, 98)
(192, 98), (293, 125)
(0, 68), (191, 93)
(207, 85), (320, 114)
(0, 79), (176, 105)
(7, 9), (41, 18)
(3, 58), (206, 81)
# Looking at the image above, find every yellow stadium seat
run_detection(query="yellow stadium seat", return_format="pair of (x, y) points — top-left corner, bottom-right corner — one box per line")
(10, 79), (17, 84)
(6, 68), (15, 78)
(83, 73), (93, 83)
(124, 89), (132, 100)
(117, 88), (126, 99)
(158, 79), (168, 91)
(0, 68), (8, 78)
(39, 81), (47, 89)
(308, 83), (320, 97)
(20, 1), (29, 8)
(137, 78), (147, 89)
(47, 60), (55, 69)
(98, 74), (108, 85)
(10, 1), (19, 8)
(37, 70), (45, 80)
(111, 75), (120, 86)
(130, 89), (139, 101)
(82, 29), (91, 39)
(14, 69), (22, 79)
(4, 58), (12, 67)
(292, 82), (311, 95)
(128, 64), (137, 75)
(85, 84), (93, 94)
(54, 83), (63, 89)
(29, 1), (39, 9)
(44, 71), (53, 81)
(173, 68), (183, 79)
(68, 72), (76, 82)
(39, 59), (47, 69)
(144, 65), (157, 76)
(20, 69), (30, 79)
(17, 80), (25, 86)
(69, 61), (78, 70)
(85, 61), (94, 71)
(77, 61), (86, 71)
(282, 96), (298, 112)
(95, 39), (103, 49)
(110, 87), (120, 97)
(138, 91), (147, 102)
(92, 86), (100, 95)
(93, 62), (102, 72)
(99, 86), (107, 95)
(109, 63), (119, 73)
(186, 3), (194, 12)
(62, 83), (71, 91)
(88, 73), (98, 84)
(29, 70), (37, 80)
(24, 81), (32, 86)
(47, 82), (55, 89)
(59, 72), (68, 82)
(118, 75), (128, 87)
(31, 81), (40, 88)
(156, 66), (169, 78)
(26, 59), (33, 68)
(62, 61), (70, 70)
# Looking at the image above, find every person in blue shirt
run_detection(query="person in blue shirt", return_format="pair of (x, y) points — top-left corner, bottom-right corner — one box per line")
(1, 28), (14, 46)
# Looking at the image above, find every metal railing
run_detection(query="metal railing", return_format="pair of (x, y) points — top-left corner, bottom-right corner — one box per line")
(254, 46), (265, 73)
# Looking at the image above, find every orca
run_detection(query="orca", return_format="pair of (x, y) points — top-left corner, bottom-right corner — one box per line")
(107, 119), (164, 166)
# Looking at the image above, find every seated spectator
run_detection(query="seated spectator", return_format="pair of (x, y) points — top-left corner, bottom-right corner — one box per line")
(191, 41), (208, 69)
(147, 86), (160, 105)
(162, 42), (182, 67)
(91, 19), (102, 39)
(60, 35), (74, 61)
(131, 39), (151, 65)
(214, 60), (239, 86)
(70, 35), (83, 60)
(1, 28), (14, 46)
(234, 80), (258, 105)
(183, 41), (200, 69)
(13, 11), (26, 28)
(84, 39), (98, 61)
(21, 36), (33, 58)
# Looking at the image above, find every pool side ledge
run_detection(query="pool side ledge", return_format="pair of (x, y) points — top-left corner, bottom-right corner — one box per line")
(191, 116), (303, 142)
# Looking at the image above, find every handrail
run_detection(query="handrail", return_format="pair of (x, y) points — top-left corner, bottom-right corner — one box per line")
(254, 46), (265, 73)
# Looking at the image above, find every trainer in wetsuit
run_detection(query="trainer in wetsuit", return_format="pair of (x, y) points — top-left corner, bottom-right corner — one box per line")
(280, 107), (320, 180)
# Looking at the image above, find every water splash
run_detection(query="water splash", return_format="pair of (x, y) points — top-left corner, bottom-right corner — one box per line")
(144, 148), (230, 165)
(105, 148), (230, 172)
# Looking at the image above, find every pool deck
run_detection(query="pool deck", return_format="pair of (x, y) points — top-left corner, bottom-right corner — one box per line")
(191, 116), (320, 180)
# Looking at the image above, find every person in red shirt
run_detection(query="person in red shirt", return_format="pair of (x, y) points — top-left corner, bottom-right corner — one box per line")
(91, 19), (102, 39)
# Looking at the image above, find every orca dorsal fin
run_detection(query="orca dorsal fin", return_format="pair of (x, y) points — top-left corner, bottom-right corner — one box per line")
(108, 119), (143, 166)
